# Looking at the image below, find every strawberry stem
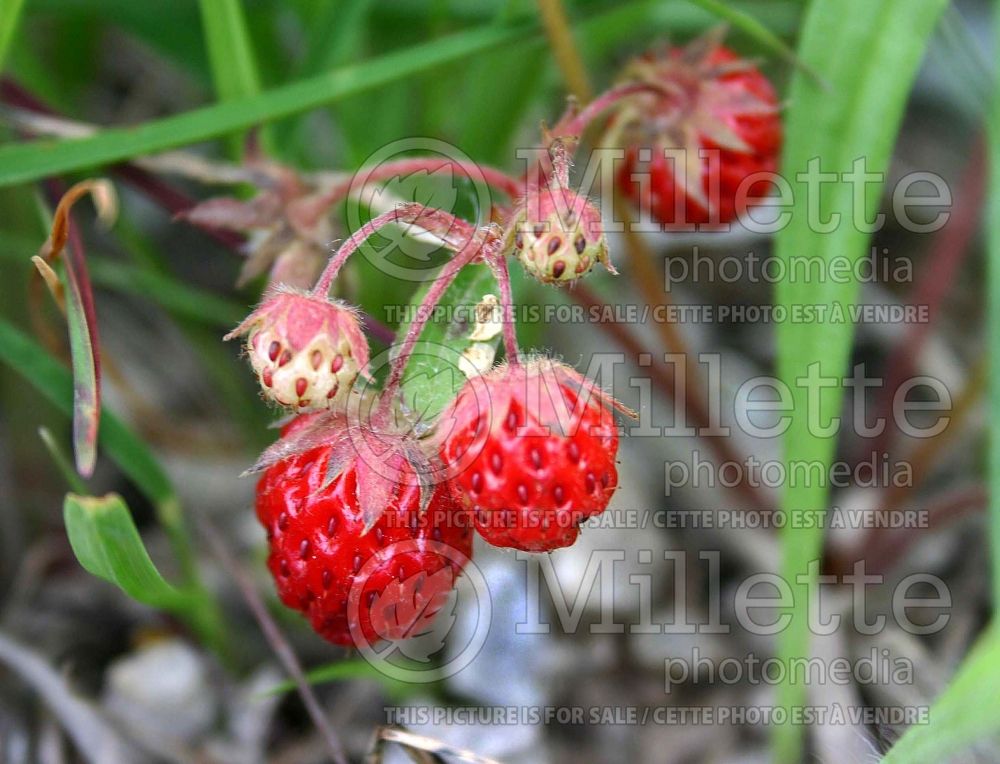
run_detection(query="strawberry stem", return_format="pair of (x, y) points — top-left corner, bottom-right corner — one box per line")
(552, 82), (663, 140)
(294, 158), (523, 230)
(379, 231), (501, 411)
(489, 254), (522, 366)
(311, 205), (478, 297)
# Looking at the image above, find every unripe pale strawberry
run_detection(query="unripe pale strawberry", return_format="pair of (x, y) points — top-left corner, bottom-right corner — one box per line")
(226, 288), (369, 411)
(507, 185), (614, 284)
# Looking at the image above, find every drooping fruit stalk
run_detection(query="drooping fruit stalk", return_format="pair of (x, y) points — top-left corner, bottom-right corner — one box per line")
(290, 158), (523, 231)
(378, 225), (507, 409)
(488, 254), (522, 366)
(311, 204), (479, 298)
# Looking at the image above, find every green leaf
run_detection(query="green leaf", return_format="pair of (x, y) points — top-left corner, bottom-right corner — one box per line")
(400, 262), (500, 422)
(771, 1), (948, 762)
(64, 492), (192, 611)
(881, 628), (1000, 762)
(460, 42), (546, 163)
(0, 0), (26, 73)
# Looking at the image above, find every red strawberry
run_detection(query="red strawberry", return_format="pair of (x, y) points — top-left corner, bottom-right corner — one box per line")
(255, 414), (472, 647)
(616, 33), (782, 227)
(438, 360), (633, 552)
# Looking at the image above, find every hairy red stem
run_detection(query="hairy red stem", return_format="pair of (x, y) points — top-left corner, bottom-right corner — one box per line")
(490, 255), (522, 365)
(381, 235), (496, 406)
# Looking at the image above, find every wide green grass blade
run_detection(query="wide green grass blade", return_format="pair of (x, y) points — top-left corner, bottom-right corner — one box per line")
(197, 0), (261, 102)
(771, 1), (947, 761)
(881, 629), (1000, 762)
(196, 0), (263, 152)
(0, 0), (26, 73)
(64, 492), (192, 611)
(989, 0), (1000, 605)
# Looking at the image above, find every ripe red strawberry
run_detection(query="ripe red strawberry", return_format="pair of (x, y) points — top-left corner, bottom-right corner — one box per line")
(616, 33), (782, 227)
(255, 415), (472, 647)
(438, 360), (633, 552)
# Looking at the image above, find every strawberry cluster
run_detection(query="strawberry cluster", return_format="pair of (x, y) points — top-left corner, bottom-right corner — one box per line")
(227, 31), (780, 648)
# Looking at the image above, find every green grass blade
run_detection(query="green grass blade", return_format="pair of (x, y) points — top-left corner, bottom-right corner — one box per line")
(87, 259), (246, 326)
(0, 0), (26, 73)
(682, 0), (817, 79)
(989, 0), (1000, 605)
(36, 181), (114, 480)
(62, 254), (100, 479)
(881, 628), (1000, 762)
(38, 426), (88, 494)
(0, 22), (533, 186)
(197, 0), (261, 102)
(0, 1), (656, 188)
(196, 0), (264, 153)
(771, 1), (947, 761)
(263, 658), (416, 701)
(64, 492), (192, 611)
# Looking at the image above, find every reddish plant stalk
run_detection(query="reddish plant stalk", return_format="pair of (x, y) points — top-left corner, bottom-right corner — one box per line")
(552, 81), (664, 139)
(293, 158), (523, 231)
(380, 234), (499, 407)
(312, 206), (478, 297)
(490, 255), (523, 365)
